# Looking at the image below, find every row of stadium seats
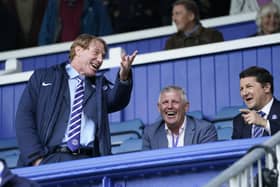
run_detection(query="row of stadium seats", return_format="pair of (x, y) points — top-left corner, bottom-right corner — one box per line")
(0, 105), (245, 168)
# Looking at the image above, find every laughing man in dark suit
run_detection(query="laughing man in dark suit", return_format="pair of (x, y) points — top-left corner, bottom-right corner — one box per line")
(232, 66), (280, 139)
(142, 85), (217, 150)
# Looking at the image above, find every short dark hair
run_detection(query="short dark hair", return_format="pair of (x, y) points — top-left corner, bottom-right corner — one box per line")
(240, 66), (274, 94)
(173, 0), (200, 24)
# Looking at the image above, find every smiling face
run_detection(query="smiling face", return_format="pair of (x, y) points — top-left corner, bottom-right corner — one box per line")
(261, 12), (280, 34)
(72, 40), (105, 77)
(158, 89), (189, 132)
(240, 76), (272, 110)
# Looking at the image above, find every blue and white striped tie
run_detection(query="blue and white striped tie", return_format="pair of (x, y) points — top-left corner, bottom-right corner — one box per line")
(67, 77), (84, 151)
(252, 111), (266, 138)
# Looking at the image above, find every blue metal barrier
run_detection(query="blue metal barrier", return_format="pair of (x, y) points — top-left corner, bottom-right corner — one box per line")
(12, 138), (267, 187)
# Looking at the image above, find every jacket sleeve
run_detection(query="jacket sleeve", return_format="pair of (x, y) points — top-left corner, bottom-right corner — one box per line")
(142, 126), (152, 150)
(106, 70), (133, 113)
(232, 115), (242, 139)
(212, 30), (224, 42)
(15, 72), (47, 166)
(165, 36), (174, 50)
(198, 121), (218, 143)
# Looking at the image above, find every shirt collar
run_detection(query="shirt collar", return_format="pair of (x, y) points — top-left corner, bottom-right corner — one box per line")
(165, 116), (186, 135)
(259, 97), (274, 116)
(66, 63), (85, 80)
(184, 24), (200, 37)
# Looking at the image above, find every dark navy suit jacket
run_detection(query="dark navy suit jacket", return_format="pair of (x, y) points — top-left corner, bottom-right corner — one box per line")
(232, 98), (280, 139)
(15, 62), (132, 166)
(142, 115), (217, 150)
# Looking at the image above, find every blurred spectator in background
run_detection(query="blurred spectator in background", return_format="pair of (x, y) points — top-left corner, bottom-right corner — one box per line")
(104, 0), (161, 33)
(0, 1), (19, 52)
(103, 0), (224, 34)
(230, 0), (280, 15)
(209, 0), (230, 18)
(38, 0), (113, 46)
(253, 2), (280, 35)
(1, 0), (47, 50)
(162, 0), (214, 21)
(165, 0), (224, 50)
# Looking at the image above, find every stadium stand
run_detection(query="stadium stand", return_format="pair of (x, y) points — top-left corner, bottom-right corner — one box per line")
(205, 105), (245, 141)
(0, 138), (19, 168)
(110, 119), (144, 154)
(0, 12), (279, 186)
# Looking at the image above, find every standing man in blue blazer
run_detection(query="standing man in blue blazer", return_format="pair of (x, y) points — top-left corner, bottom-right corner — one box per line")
(15, 34), (137, 167)
(232, 66), (280, 139)
(142, 85), (217, 150)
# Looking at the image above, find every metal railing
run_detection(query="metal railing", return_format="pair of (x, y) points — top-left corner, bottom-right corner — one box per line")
(204, 131), (280, 187)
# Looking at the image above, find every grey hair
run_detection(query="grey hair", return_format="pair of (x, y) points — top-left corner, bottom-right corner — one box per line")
(158, 85), (189, 104)
(256, 2), (280, 33)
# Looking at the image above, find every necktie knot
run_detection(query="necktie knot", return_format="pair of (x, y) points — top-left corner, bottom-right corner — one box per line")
(76, 76), (83, 85)
(257, 111), (266, 118)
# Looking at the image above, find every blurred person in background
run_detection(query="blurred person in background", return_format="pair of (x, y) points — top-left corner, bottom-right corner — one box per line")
(1, 0), (47, 50)
(38, 0), (113, 45)
(253, 2), (280, 36)
(0, 1), (18, 52)
(230, 0), (280, 15)
(165, 0), (224, 50)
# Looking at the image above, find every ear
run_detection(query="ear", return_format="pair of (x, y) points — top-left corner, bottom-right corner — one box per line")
(184, 102), (190, 112)
(74, 46), (83, 57)
(263, 83), (272, 93)
(157, 103), (161, 112)
(189, 12), (195, 22)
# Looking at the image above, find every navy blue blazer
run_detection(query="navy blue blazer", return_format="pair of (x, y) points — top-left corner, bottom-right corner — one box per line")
(15, 62), (132, 166)
(142, 115), (217, 150)
(232, 98), (280, 139)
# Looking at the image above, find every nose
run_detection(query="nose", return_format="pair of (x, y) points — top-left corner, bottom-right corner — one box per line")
(97, 54), (103, 63)
(167, 101), (173, 109)
(241, 89), (248, 97)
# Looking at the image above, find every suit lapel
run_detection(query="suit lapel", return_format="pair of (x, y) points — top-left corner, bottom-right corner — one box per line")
(184, 116), (195, 145)
(155, 122), (168, 149)
(268, 99), (280, 120)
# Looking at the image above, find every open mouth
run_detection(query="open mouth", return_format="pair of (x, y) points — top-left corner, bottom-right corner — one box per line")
(90, 63), (99, 71)
(245, 97), (253, 102)
(166, 111), (176, 117)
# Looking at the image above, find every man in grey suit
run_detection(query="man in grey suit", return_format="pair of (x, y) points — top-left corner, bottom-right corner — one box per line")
(142, 85), (217, 150)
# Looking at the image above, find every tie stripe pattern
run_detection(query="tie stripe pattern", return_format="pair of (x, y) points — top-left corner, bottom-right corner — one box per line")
(252, 111), (266, 138)
(67, 77), (84, 151)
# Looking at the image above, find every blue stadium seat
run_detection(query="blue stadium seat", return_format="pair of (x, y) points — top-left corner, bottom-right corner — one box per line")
(187, 110), (204, 120)
(110, 119), (144, 147)
(118, 138), (143, 153)
(211, 105), (245, 141)
(0, 137), (19, 168)
(112, 139), (143, 154)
